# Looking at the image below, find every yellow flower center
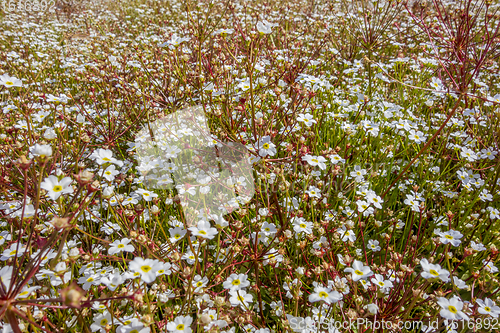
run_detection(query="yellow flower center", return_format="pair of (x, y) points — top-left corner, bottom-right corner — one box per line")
(140, 265), (152, 272)
(429, 270), (439, 276)
(354, 270), (363, 276)
(176, 324), (185, 330)
(232, 279), (241, 285)
(448, 305), (458, 314)
(53, 185), (63, 192)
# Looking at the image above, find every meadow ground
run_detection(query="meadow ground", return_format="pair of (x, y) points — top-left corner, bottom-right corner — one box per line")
(0, 0), (500, 332)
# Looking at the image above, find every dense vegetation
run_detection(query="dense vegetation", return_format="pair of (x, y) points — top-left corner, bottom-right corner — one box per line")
(0, 0), (500, 332)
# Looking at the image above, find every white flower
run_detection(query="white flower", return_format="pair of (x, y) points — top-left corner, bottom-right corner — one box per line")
(371, 274), (394, 290)
(237, 78), (251, 91)
(368, 239), (381, 252)
(404, 194), (421, 212)
(102, 165), (120, 182)
(15, 285), (40, 299)
(357, 200), (370, 212)
(256, 20), (276, 34)
(366, 303), (379, 314)
(308, 286), (342, 304)
(229, 289), (253, 309)
(305, 186), (321, 198)
(329, 154), (345, 164)
(430, 77), (443, 90)
(0, 74), (22, 88)
(366, 192), (383, 209)
(437, 296), (469, 321)
(91, 311), (113, 333)
(350, 165), (367, 181)
(90, 148), (124, 167)
(30, 144), (52, 159)
(301, 155), (326, 170)
(460, 147), (478, 162)
(480, 148), (497, 160)
(44, 128), (57, 140)
(487, 207), (499, 220)
(77, 272), (100, 290)
(160, 35), (190, 49)
(128, 257), (162, 283)
(166, 315), (193, 333)
(175, 184), (196, 196)
(470, 241), (486, 252)
(156, 262), (172, 277)
(46, 94), (70, 104)
(337, 226), (356, 242)
(40, 175), (74, 201)
(453, 276), (468, 290)
(297, 113), (317, 127)
(223, 273), (250, 291)
(2, 104), (16, 113)
(479, 189), (493, 202)
(101, 272), (124, 292)
(420, 259), (450, 282)
(483, 259), (499, 273)
(108, 238), (134, 255)
(257, 136), (277, 157)
(169, 227), (187, 243)
(344, 260), (373, 281)
(191, 275), (209, 292)
(437, 229), (463, 247)
(292, 217), (313, 235)
(135, 188), (158, 202)
(261, 222), (277, 235)
(102, 185), (115, 199)
(188, 220), (218, 239)
(262, 250), (283, 266)
(213, 28), (234, 37)
(477, 298), (500, 318)
(0, 266), (13, 289)
(408, 129), (427, 144)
